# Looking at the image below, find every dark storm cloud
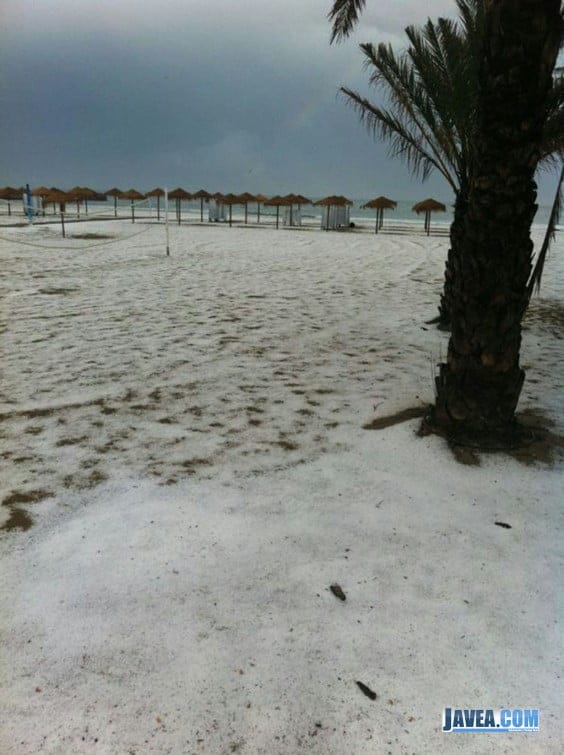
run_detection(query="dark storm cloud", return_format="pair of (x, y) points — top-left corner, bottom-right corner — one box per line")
(0, 0), (556, 203)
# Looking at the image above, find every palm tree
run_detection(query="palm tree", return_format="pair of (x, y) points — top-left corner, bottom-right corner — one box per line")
(430, 0), (562, 443)
(330, 0), (562, 443)
(337, 0), (562, 328)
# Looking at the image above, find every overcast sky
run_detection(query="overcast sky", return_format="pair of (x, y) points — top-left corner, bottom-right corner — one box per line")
(0, 0), (559, 203)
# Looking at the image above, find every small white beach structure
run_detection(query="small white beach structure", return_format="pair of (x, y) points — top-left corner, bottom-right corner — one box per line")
(209, 193), (227, 222)
(315, 195), (353, 230)
(282, 194), (312, 227)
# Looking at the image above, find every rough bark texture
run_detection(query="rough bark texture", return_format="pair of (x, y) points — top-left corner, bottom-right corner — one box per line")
(429, 0), (561, 445)
(438, 185), (468, 329)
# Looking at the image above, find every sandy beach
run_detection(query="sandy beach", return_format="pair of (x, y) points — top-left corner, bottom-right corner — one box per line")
(0, 219), (562, 754)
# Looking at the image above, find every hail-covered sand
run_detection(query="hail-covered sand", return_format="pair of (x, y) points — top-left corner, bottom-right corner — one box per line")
(1, 219), (562, 754)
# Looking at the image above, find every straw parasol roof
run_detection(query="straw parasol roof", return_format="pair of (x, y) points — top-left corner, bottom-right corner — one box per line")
(41, 190), (69, 206)
(238, 192), (256, 202)
(105, 188), (123, 217)
(314, 196), (353, 231)
(412, 198), (446, 214)
(237, 192), (257, 224)
(314, 195), (353, 206)
(168, 188), (191, 225)
(254, 193), (269, 223)
(0, 187), (24, 217)
(362, 196), (397, 233)
(41, 191), (70, 236)
(282, 194), (310, 226)
(0, 186), (22, 199)
(284, 193), (311, 205)
(68, 186), (98, 214)
(31, 186), (52, 197)
(363, 196), (397, 210)
(412, 198), (446, 236)
(120, 189), (146, 200)
(263, 195), (293, 229)
(119, 189), (146, 223)
(221, 194), (244, 226)
(146, 188), (165, 220)
(78, 186), (98, 198)
(263, 195), (293, 206)
(192, 189), (212, 200)
(192, 189), (213, 222)
(167, 188), (191, 200)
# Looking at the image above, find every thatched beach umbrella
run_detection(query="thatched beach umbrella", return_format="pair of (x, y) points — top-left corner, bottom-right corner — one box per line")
(314, 195), (353, 230)
(192, 189), (212, 222)
(168, 188), (192, 225)
(42, 190), (70, 237)
(362, 196), (397, 233)
(237, 192), (256, 224)
(105, 188), (122, 218)
(31, 186), (51, 216)
(77, 187), (98, 215)
(263, 195), (292, 229)
(146, 188), (165, 220)
(47, 186), (65, 214)
(254, 193), (268, 224)
(0, 186), (22, 216)
(283, 193), (312, 226)
(221, 193), (244, 227)
(67, 186), (96, 216)
(412, 198), (446, 235)
(208, 192), (226, 222)
(31, 186), (51, 197)
(120, 189), (146, 223)
(64, 188), (83, 217)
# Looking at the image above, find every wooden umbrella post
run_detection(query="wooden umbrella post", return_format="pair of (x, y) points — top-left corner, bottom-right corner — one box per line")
(60, 204), (65, 238)
(131, 200), (135, 223)
(165, 188), (170, 256)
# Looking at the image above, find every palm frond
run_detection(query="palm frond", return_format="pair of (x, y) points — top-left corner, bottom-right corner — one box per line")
(358, 42), (462, 188)
(540, 69), (564, 163)
(527, 163), (563, 299)
(340, 87), (459, 190)
(328, 0), (366, 44)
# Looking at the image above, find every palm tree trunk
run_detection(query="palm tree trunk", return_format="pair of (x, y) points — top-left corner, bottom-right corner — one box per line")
(429, 0), (561, 445)
(437, 184), (468, 329)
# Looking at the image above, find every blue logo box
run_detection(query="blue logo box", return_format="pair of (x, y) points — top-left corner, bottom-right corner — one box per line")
(442, 708), (539, 732)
